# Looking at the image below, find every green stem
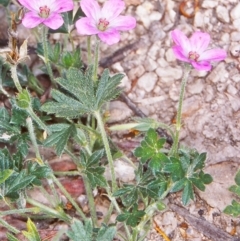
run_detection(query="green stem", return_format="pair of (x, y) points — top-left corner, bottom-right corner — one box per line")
(172, 64), (192, 157)
(27, 197), (71, 223)
(0, 208), (39, 216)
(10, 65), (22, 92)
(103, 202), (114, 224)
(93, 38), (100, 81)
(53, 171), (79, 176)
(82, 173), (98, 226)
(27, 107), (51, 135)
(51, 174), (87, 221)
(0, 218), (20, 234)
(94, 111), (117, 191)
(26, 117), (42, 162)
(87, 36), (92, 65)
(41, 26), (56, 87)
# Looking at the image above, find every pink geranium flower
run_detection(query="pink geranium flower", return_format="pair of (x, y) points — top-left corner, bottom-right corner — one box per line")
(171, 29), (227, 71)
(75, 0), (136, 45)
(18, 0), (74, 30)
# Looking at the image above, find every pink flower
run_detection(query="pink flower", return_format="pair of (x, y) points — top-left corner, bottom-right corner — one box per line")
(18, 0), (74, 30)
(75, 0), (136, 45)
(171, 29), (227, 71)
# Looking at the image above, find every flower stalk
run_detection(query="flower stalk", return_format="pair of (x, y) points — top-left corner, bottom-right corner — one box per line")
(172, 64), (192, 157)
(41, 26), (56, 87)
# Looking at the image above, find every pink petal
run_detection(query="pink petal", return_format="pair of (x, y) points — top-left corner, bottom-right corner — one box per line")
(21, 12), (44, 28)
(191, 61), (212, 71)
(172, 46), (191, 63)
(76, 17), (100, 35)
(199, 48), (227, 62)
(110, 16), (136, 31)
(101, 0), (125, 20)
(171, 30), (191, 56)
(43, 13), (64, 29)
(98, 29), (120, 45)
(18, 0), (39, 11)
(52, 0), (74, 12)
(80, 0), (101, 22)
(189, 32), (210, 54)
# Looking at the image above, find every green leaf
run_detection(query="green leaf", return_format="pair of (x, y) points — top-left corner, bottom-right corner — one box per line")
(171, 178), (187, 192)
(190, 177), (205, 191)
(200, 172), (213, 185)
(134, 128), (167, 172)
(96, 225), (116, 241)
(66, 219), (93, 241)
(192, 152), (206, 171)
(16, 89), (31, 109)
(116, 205), (145, 227)
(44, 124), (76, 156)
(85, 166), (107, 188)
(7, 233), (20, 241)
(0, 0), (10, 6)
(22, 218), (41, 241)
(229, 185), (240, 197)
(95, 70), (123, 108)
(163, 157), (184, 181)
(0, 169), (13, 185)
(224, 200), (240, 217)
(87, 150), (105, 166)
(182, 180), (194, 205)
(234, 170), (240, 186)
(0, 107), (10, 121)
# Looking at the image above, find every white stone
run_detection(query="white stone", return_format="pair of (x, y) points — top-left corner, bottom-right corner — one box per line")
(165, 48), (176, 62)
(194, 11), (205, 28)
(231, 74), (240, 82)
(108, 101), (133, 123)
(231, 31), (240, 42)
(230, 2), (240, 20)
(128, 65), (145, 80)
(232, 19), (240, 30)
(221, 33), (230, 43)
(136, 2), (155, 28)
(137, 72), (158, 92)
(216, 5), (230, 23)
(149, 11), (163, 22)
(187, 79), (205, 94)
(227, 84), (238, 95)
(204, 85), (215, 102)
(229, 44), (240, 56)
(119, 75), (131, 93)
(206, 62), (228, 83)
(202, 0), (218, 8)
(156, 66), (183, 80)
(143, 58), (158, 72)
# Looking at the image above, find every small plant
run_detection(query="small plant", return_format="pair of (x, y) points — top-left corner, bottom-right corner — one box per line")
(0, 0), (227, 240)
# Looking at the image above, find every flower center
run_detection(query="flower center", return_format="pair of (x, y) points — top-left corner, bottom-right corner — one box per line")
(97, 18), (109, 31)
(188, 51), (200, 61)
(39, 5), (50, 18)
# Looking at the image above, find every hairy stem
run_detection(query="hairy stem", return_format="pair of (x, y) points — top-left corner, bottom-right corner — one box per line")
(41, 26), (56, 87)
(94, 111), (117, 191)
(93, 38), (100, 81)
(82, 173), (98, 226)
(87, 36), (92, 65)
(10, 65), (22, 92)
(51, 174), (87, 221)
(27, 197), (71, 223)
(171, 64), (192, 157)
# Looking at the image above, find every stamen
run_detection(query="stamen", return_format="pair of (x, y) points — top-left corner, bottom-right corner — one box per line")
(188, 51), (200, 61)
(39, 5), (50, 18)
(97, 18), (109, 31)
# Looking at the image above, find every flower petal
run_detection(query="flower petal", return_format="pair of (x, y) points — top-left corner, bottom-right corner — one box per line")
(199, 48), (227, 62)
(101, 0), (125, 20)
(76, 17), (100, 35)
(18, 0), (39, 11)
(191, 61), (212, 71)
(52, 0), (74, 12)
(21, 12), (44, 28)
(43, 13), (64, 29)
(189, 32), (210, 54)
(80, 0), (101, 22)
(172, 46), (191, 63)
(110, 16), (136, 30)
(171, 30), (191, 57)
(98, 29), (120, 45)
